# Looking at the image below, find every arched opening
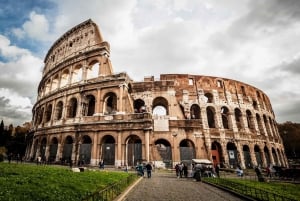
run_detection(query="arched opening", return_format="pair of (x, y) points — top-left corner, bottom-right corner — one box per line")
(62, 136), (73, 164)
(154, 139), (172, 168)
(179, 139), (195, 161)
(86, 95), (95, 116)
(67, 98), (77, 118)
(272, 147), (278, 165)
(134, 99), (146, 113)
(264, 146), (270, 166)
(60, 69), (69, 87)
(246, 110), (254, 130)
(40, 138), (47, 161)
(54, 101), (63, 120)
(49, 137), (58, 162)
(254, 145), (263, 167)
(87, 61), (99, 79)
(126, 135), (142, 166)
(79, 135), (92, 165)
(45, 104), (52, 122)
(101, 135), (115, 165)
(206, 106), (216, 128)
(204, 92), (213, 103)
(190, 104), (200, 119)
(104, 92), (117, 114)
(234, 108), (243, 130)
(221, 106), (229, 129)
(71, 65), (82, 83)
(37, 107), (44, 125)
(211, 141), (223, 167)
(152, 97), (169, 116)
(243, 145), (252, 168)
(51, 74), (59, 91)
(227, 142), (238, 168)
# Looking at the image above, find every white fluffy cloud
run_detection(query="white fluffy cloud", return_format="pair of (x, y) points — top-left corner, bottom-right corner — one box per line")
(0, 34), (42, 125)
(12, 11), (51, 41)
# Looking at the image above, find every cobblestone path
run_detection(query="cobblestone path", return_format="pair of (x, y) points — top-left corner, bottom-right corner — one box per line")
(120, 172), (246, 201)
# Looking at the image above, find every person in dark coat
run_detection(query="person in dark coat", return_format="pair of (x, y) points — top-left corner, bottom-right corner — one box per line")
(145, 163), (153, 178)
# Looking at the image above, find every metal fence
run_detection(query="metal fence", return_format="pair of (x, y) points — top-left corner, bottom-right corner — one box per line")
(82, 174), (138, 201)
(203, 178), (297, 201)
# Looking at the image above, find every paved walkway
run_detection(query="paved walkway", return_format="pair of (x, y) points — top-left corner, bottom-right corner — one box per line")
(117, 171), (247, 201)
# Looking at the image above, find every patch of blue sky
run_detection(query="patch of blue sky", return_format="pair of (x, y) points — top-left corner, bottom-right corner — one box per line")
(0, 0), (56, 55)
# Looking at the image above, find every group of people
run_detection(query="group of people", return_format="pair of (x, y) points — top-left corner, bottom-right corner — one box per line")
(7, 153), (24, 164)
(136, 163), (153, 178)
(175, 163), (188, 178)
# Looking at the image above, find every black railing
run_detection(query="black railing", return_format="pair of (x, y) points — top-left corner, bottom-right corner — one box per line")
(82, 174), (138, 201)
(203, 178), (297, 201)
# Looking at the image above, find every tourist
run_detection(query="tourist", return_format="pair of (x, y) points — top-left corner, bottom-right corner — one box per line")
(145, 163), (152, 178)
(175, 164), (180, 178)
(236, 165), (243, 177)
(183, 164), (188, 178)
(99, 159), (104, 169)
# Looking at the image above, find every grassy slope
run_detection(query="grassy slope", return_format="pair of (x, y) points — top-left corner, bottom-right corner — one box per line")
(0, 163), (133, 201)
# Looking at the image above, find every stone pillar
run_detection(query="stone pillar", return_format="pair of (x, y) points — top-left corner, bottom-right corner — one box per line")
(221, 140), (229, 167)
(45, 144), (50, 162)
(29, 140), (36, 160)
(249, 144), (258, 167)
(95, 88), (101, 114)
(236, 142), (245, 169)
(56, 144), (62, 162)
(116, 132), (122, 167)
(118, 84), (124, 113)
(261, 148), (267, 167)
(145, 130), (150, 162)
(91, 134), (98, 165)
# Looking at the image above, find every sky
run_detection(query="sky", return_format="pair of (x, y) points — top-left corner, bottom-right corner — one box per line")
(0, 0), (299, 126)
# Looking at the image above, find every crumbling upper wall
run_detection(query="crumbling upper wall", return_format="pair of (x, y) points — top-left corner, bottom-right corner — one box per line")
(43, 19), (110, 76)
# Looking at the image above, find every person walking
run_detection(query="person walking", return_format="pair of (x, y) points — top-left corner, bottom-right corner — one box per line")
(145, 163), (153, 178)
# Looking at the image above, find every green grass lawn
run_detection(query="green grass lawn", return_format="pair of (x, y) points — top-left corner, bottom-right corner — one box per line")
(203, 177), (300, 201)
(0, 163), (136, 201)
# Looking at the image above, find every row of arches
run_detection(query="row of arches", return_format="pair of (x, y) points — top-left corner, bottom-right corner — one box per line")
(41, 60), (101, 98)
(34, 91), (279, 141)
(29, 134), (286, 168)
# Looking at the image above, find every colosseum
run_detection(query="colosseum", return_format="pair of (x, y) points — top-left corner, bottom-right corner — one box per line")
(25, 19), (288, 169)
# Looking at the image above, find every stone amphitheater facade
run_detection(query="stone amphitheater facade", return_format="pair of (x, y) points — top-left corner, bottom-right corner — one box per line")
(26, 19), (288, 169)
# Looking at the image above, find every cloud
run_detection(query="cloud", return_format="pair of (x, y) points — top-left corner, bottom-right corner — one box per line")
(0, 95), (32, 126)
(0, 35), (43, 96)
(0, 34), (42, 125)
(12, 11), (51, 42)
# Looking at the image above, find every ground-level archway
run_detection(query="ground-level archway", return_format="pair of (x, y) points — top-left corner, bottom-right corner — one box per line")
(126, 135), (142, 166)
(154, 139), (172, 168)
(79, 135), (92, 165)
(62, 136), (73, 163)
(243, 145), (252, 168)
(179, 139), (195, 161)
(254, 145), (263, 167)
(101, 135), (115, 166)
(49, 137), (58, 162)
(211, 141), (222, 167)
(227, 142), (238, 168)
